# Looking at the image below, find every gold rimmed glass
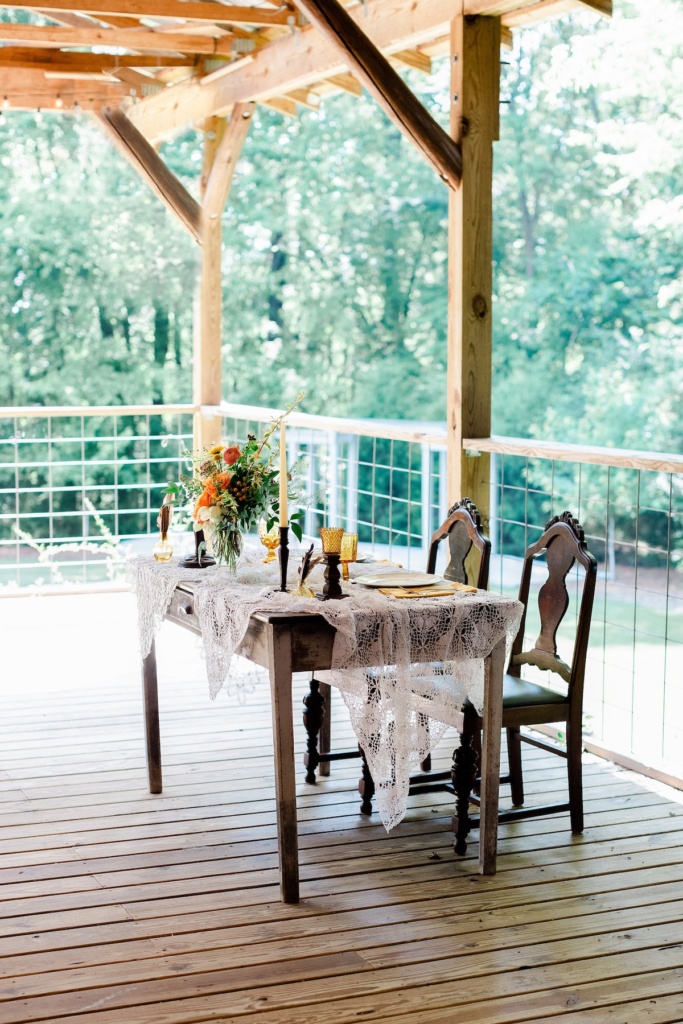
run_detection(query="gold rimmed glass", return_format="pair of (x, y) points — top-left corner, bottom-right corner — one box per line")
(340, 532), (358, 580)
(258, 518), (280, 563)
(319, 526), (344, 555)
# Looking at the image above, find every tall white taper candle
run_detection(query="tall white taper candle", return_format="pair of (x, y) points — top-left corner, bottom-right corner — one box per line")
(279, 423), (288, 527)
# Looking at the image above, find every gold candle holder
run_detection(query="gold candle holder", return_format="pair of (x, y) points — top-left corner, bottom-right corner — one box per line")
(258, 518), (280, 563)
(317, 527), (346, 600)
(340, 532), (358, 580)
(319, 527), (344, 555)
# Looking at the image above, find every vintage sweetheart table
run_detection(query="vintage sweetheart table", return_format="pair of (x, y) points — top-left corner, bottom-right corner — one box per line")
(132, 556), (522, 904)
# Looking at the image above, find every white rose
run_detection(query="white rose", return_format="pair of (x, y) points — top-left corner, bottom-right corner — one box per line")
(208, 505), (222, 521)
(198, 506), (212, 522)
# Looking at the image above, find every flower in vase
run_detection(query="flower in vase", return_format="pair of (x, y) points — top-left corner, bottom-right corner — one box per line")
(167, 393), (307, 570)
(222, 446), (242, 466)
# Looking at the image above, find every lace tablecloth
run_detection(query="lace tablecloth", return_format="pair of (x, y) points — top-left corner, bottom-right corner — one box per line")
(129, 550), (523, 829)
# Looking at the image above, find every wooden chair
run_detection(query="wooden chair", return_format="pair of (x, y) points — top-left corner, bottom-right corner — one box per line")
(303, 498), (491, 791)
(451, 510), (597, 855)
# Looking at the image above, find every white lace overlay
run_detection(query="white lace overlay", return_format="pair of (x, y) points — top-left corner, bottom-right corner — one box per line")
(129, 550), (523, 831)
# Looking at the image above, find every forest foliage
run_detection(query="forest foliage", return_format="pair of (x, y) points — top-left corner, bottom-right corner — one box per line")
(0, 0), (681, 454)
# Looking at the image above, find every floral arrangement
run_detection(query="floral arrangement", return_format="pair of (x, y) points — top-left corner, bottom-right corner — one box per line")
(167, 401), (305, 571)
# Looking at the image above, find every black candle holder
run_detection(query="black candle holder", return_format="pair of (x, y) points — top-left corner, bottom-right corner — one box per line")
(278, 525), (290, 592)
(316, 553), (348, 601)
(179, 528), (216, 569)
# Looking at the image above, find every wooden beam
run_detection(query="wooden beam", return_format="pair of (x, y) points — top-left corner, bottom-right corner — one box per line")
(0, 23), (234, 54)
(260, 96), (298, 118)
(0, 81), (124, 108)
(447, 12), (500, 522)
(203, 101), (254, 219)
(391, 49), (433, 74)
(0, 49), (196, 71)
(0, 0), (291, 25)
(108, 67), (166, 94)
(126, 0), (459, 141)
(465, 0), (610, 13)
(291, 0), (461, 188)
(195, 104), (254, 453)
(503, 0), (611, 27)
(98, 106), (201, 242)
(324, 72), (362, 97)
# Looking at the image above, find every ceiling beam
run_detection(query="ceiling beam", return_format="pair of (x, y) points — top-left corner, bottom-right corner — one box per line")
(0, 49), (197, 71)
(0, 70), (125, 107)
(291, 0), (461, 188)
(464, 0), (610, 14)
(502, 0), (611, 27)
(0, 23), (234, 54)
(0, 0), (291, 25)
(97, 105), (201, 241)
(126, 0), (459, 141)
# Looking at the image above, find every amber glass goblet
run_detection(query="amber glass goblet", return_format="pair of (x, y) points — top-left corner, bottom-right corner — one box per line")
(340, 532), (358, 580)
(258, 519), (280, 563)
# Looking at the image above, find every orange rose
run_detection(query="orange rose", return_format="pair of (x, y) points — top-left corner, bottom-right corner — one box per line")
(193, 489), (213, 518)
(223, 446), (241, 466)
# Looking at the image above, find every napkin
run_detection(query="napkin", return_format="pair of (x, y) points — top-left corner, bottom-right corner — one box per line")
(378, 581), (477, 599)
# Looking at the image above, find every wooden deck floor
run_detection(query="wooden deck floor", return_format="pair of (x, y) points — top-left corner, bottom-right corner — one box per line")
(2, 592), (683, 1024)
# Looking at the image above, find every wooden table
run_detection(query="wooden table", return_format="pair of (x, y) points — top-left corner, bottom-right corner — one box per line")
(141, 582), (507, 904)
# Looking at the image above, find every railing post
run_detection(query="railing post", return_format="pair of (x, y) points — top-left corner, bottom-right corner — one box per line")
(345, 433), (359, 532)
(447, 13), (500, 529)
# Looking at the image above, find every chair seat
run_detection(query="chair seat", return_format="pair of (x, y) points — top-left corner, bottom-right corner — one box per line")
(502, 674), (568, 709)
(462, 673), (568, 713)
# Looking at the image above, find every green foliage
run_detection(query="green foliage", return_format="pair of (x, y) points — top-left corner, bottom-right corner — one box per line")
(0, 2), (681, 453)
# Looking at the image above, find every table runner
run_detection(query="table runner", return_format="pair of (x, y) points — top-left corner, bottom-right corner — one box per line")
(130, 551), (522, 829)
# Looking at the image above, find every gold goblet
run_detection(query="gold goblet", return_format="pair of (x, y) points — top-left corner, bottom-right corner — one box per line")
(258, 519), (280, 563)
(340, 532), (358, 580)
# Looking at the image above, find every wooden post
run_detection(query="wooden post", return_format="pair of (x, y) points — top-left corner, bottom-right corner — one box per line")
(193, 105), (254, 453)
(447, 12), (500, 528)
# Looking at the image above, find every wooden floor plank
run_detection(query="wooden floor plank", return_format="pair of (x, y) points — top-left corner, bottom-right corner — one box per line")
(2, 592), (683, 1024)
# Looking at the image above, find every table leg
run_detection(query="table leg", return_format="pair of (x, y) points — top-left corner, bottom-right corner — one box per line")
(142, 640), (162, 794)
(267, 624), (300, 903)
(478, 636), (505, 875)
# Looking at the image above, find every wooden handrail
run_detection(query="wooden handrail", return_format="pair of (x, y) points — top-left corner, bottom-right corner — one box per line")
(2, 404), (680, 474)
(1, 404), (199, 419)
(463, 435), (683, 475)
(216, 402), (449, 447)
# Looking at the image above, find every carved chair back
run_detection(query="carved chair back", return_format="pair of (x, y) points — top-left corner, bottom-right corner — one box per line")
(426, 497), (490, 590)
(510, 511), (597, 703)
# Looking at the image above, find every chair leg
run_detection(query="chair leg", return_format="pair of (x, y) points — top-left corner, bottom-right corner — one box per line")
(302, 676), (325, 785)
(567, 719), (584, 834)
(452, 709), (479, 856)
(318, 680), (331, 777)
(507, 727), (524, 806)
(419, 712), (431, 772)
(358, 746), (375, 815)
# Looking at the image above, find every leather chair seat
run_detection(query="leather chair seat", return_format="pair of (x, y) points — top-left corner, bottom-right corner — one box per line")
(464, 674), (568, 712)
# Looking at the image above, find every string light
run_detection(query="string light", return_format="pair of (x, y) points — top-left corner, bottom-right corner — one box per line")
(2, 97), (9, 110)
(55, 95), (63, 108)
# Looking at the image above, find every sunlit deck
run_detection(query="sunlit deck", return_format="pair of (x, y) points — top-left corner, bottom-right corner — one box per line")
(2, 592), (683, 1024)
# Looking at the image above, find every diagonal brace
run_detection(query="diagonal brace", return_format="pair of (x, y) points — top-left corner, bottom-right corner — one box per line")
(291, 0), (462, 189)
(97, 106), (202, 243)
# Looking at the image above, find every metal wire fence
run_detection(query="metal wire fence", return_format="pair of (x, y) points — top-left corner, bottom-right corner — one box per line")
(0, 406), (195, 589)
(2, 402), (682, 787)
(219, 405), (449, 567)
(486, 449), (683, 783)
